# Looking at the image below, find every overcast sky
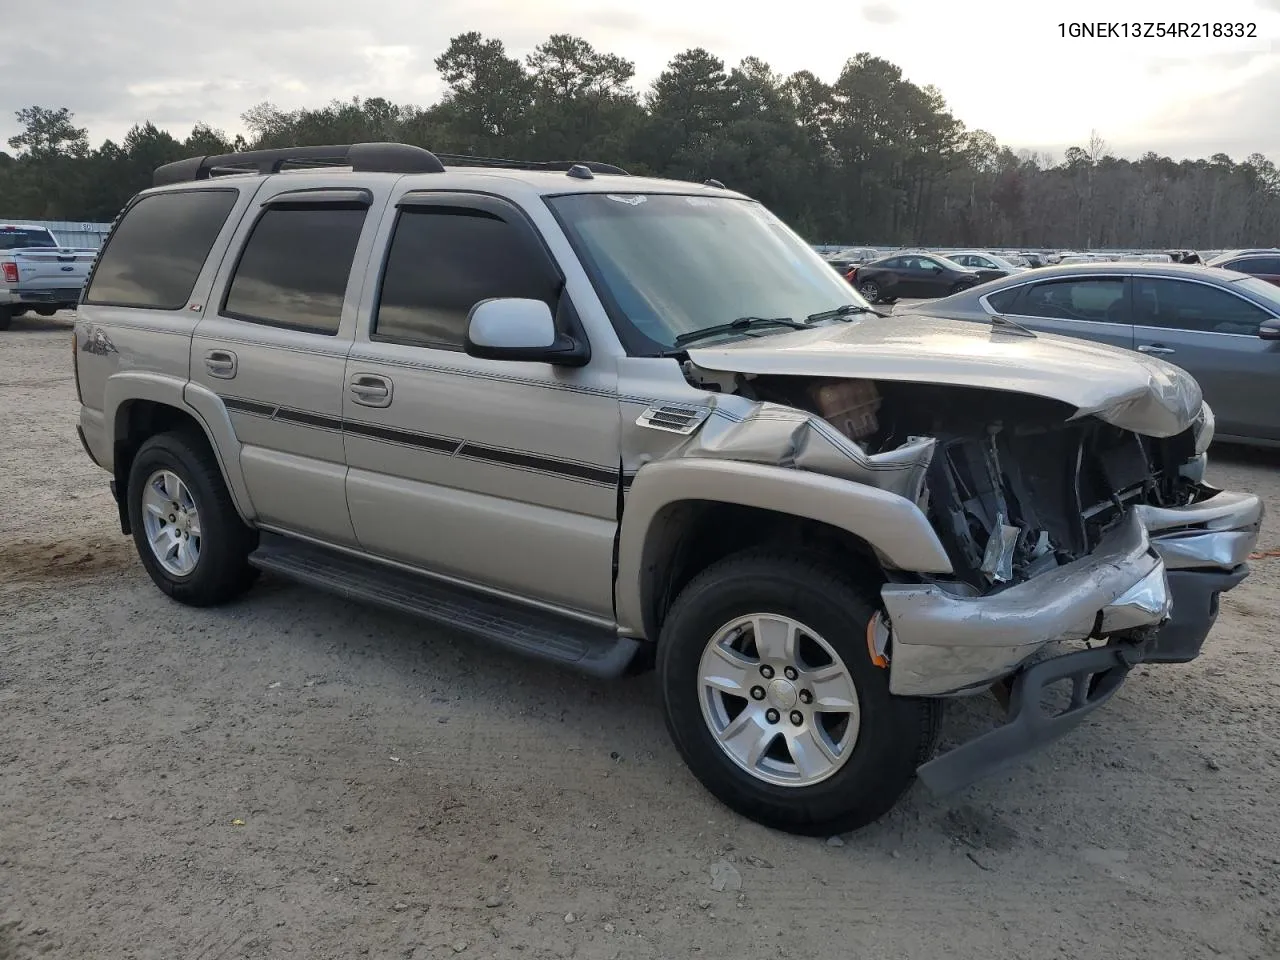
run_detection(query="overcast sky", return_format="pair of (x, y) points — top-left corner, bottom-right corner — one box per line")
(4, 0), (1280, 162)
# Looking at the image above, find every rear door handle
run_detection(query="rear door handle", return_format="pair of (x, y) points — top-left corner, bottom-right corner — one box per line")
(349, 373), (393, 407)
(1137, 344), (1175, 355)
(205, 349), (237, 378)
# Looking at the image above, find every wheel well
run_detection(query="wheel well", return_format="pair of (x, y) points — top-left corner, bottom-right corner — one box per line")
(638, 501), (885, 641)
(112, 400), (211, 534)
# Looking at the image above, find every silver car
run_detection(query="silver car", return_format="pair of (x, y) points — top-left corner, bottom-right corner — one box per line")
(905, 262), (1280, 447)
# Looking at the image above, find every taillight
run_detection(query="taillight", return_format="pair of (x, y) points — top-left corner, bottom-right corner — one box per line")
(2, 263), (17, 284)
(846, 268), (858, 282)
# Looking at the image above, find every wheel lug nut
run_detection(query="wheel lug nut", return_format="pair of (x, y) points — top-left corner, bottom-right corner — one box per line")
(784, 666), (798, 681)
(799, 690), (812, 704)
(790, 711), (804, 726)
(765, 708), (780, 724)
(750, 686), (765, 701)
(760, 665), (774, 679)
(168, 514), (176, 522)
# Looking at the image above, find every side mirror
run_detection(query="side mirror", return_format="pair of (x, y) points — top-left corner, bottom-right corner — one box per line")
(1259, 317), (1280, 341)
(464, 298), (589, 366)
(932, 266), (943, 274)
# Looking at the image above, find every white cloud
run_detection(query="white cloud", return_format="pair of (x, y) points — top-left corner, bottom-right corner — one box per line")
(1, 0), (1278, 160)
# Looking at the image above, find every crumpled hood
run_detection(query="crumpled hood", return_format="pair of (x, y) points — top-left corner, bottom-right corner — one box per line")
(686, 314), (1203, 437)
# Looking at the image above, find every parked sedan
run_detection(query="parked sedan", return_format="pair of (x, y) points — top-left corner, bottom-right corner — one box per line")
(902, 263), (1280, 446)
(946, 250), (1028, 280)
(845, 253), (982, 303)
(1206, 249), (1280, 287)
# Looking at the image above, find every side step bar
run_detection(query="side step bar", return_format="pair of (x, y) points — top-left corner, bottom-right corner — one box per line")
(248, 533), (642, 679)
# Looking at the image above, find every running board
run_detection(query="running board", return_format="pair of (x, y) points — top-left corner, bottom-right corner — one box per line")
(248, 533), (641, 679)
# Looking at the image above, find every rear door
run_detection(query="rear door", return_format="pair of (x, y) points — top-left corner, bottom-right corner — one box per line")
(993, 274), (1134, 349)
(189, 178), (392, 545)
(1131, 275), (1279, 442)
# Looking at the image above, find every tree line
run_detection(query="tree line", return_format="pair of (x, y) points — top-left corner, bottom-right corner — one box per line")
(3, 32), (1278, 249)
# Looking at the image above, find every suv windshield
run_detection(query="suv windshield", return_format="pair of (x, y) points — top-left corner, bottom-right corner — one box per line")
(0, 227), (57, 250)
(546, 193), (872, 351)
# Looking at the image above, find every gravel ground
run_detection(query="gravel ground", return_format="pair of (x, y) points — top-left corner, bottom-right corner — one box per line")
(2, 314), (1278, 960)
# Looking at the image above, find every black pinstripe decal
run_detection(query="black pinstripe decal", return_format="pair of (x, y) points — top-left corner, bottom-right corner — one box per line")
(221, 394), (621, 487)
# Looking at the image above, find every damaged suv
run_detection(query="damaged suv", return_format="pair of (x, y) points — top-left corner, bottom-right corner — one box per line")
(73, 143), (1263, 835)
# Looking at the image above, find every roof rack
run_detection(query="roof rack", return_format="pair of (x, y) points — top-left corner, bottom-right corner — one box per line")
(434, 154), (630, 176)
(152, 142), (632, 188)
(153, 142), (446, 187)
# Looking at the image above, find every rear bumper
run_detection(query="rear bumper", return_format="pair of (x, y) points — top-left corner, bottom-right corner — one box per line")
(883, 487), (1263, 697)
(3, 286), (83, 306)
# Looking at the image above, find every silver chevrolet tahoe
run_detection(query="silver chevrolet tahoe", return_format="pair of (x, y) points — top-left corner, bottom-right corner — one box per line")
(72, 142), (1263, 836)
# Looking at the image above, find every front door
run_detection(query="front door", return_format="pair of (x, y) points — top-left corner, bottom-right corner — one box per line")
(341, 189), (621, 619)
(190, 180), (392, 545)
(1131, 276), (1280, 443)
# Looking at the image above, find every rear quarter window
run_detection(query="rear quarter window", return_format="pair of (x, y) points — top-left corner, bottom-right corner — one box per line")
(84, 190), (239, 309)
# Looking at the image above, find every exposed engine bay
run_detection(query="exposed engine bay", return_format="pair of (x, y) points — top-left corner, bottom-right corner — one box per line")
(690, 370), (1202, 593)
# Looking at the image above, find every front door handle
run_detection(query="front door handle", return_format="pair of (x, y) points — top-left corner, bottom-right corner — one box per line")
(205, 349), (237, 378)
(1137, 344), (1176, 355)
(349, 373), (392, 408)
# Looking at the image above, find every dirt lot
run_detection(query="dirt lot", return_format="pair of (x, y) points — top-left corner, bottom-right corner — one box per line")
(2, 314), (1278, 960)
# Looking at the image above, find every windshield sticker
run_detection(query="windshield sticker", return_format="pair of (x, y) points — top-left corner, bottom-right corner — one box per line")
(606, 194), (647, 206)
(685, 197), (714, 207)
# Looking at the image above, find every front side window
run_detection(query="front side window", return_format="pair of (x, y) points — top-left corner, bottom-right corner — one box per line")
(1020, 278), (1127, 322)
(1133, 278), (1271, 335)
(85, 190), (238, 309)
(374, 206), (559, 349)
(547, 193), (871, 352)
(223, 204), (366, 335)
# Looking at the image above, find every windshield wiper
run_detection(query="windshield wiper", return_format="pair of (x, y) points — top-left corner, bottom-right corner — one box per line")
(673, 315), (808, 346)
(805, 304), (885, 322)
(989, 313), (1037, 337)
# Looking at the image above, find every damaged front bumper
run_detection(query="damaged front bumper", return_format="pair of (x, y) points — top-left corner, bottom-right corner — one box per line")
(880, 486), (1263, 793)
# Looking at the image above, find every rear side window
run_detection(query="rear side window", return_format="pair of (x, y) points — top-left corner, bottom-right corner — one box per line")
(1133, 278), (1271, 335)
(373, 207), (559, 349)
(1020, 278), (1127, 322)
(222, 204), (367, 335)
(85, 190), (237, 309)
(985, 286), (1023, 312)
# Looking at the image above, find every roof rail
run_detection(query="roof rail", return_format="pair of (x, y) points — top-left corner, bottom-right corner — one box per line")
(153, 142), (446, 187)
(433, 153), (630, 176)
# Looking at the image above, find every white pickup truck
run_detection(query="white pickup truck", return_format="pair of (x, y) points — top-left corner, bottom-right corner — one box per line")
(0, 223), (98, 329)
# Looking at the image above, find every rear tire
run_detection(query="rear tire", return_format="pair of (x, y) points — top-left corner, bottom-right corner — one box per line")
(126, 429), (259, 606)
(0, 307), (11, 331)
(857, 280), (881, 303)
(34, 306), (56, 317)
(657, 548), (942, 836)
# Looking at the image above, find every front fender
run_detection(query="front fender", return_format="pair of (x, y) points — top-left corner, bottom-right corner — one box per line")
(614, 458), (953, 638)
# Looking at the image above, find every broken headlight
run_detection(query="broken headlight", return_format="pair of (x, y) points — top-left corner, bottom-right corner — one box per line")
(1193, 402), (1215, 456)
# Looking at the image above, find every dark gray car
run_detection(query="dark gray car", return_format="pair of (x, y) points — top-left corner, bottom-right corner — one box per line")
(903, 263), (1280, 446)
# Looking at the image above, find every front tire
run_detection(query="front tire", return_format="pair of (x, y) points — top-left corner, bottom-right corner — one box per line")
(126, 430), (258, 606)
(657, 549), (941, 836)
